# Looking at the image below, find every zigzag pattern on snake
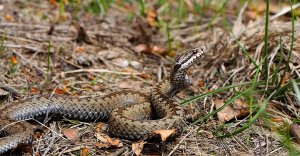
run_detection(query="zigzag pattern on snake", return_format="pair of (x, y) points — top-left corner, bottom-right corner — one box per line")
(0, 46), (206, 154)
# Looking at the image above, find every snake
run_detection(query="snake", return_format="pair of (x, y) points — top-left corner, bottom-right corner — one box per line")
(0, 46), (206, 154)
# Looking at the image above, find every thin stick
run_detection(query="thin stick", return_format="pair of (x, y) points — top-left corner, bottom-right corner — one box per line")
(4, 44), (48, 53)
(0, 82), (21, 97)
(59, 68), (143, 77)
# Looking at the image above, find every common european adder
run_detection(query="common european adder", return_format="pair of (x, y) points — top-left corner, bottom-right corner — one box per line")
(0, 46), (206, 154)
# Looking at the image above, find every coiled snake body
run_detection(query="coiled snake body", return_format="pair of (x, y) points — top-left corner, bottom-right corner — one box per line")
(0, 47), (206, 154)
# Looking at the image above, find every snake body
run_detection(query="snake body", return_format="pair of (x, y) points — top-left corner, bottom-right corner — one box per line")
(0, 46), (206, 154)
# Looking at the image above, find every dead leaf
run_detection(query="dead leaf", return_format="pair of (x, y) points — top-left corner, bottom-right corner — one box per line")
(139, 73), (151, 79)
(95, 123), (104, 132)
(55, 87), (71, 95)
(214, 98), (249, 122)
(105, 135), (123, 147)
(153, 129), (176, 141)
(81, 147), (89, 156)
(198, 80), (205, 87)
(96, 133), (108, 143)
(5, 14), (14, 22)
(147, 9), (158, 27)
(95, 133), (123, 148)
(63, 128), (80, 142)
(75, 47), (86, 53)
(132, 141), (145, 156)
(95, 142), (110, 149)
(271, 118), (284, 122)
(30, 87), (40, 93)
(55, 88), (66, 94)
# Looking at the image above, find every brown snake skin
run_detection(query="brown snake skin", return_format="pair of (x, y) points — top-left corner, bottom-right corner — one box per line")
(0, 46), (206, 154)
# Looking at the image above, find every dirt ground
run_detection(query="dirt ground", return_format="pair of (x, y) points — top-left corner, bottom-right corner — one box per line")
(0, 0), (300, 155)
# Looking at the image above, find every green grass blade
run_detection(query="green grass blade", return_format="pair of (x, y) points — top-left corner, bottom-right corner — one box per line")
(180, 82), (262, 106)
(273, 35), (284, 85)
(216, 94), (272, 138)
(277, 0), (295, 89)
(292, 79), (300, 106)
(190, 86), (255, 126)
(263, 0), (270, 77)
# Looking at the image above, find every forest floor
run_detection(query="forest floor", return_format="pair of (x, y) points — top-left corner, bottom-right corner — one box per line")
(0, 0), (299, 156)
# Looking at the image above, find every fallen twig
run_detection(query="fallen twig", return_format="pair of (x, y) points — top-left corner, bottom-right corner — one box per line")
(59, 68), (143, 78)
(0, 82), (21, 97)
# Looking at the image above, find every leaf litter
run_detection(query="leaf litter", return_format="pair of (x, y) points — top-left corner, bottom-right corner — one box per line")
(0, 0), (299, 155)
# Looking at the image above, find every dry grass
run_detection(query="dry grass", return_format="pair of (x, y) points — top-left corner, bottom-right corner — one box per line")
(0, 0), (299, 155)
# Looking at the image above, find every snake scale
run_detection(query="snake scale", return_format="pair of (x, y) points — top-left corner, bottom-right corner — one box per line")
(0, 46), (206, 154)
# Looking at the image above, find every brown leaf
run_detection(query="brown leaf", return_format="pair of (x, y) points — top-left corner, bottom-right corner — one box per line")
(153, 129), (176, 141)
(139, 73), (152, 79)
(55, 87), (71, 95)
(105, 135), (123, 147)
(132, 141), (145, 156)
(95, 123), (104, 132)
(55, 88), (66, 94)
(147, 9), (158, 27)
(95, 133), (108, 144)
(81, 147), (89, 156)
(75, 47), (86, 53)
(63, 128), (80, 142)
(271, 118), (284, 123)
(5, 14), (14, 22)
(198, 80), (205, 88)
(30, 87), (40, 93)
(214, 98), (249, 122)
(95, 142), (110, 149)
(95, 133), (123, 148)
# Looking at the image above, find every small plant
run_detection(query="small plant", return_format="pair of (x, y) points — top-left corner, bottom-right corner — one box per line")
(8, 53), (18, 75)
(138, 0), (146, 16)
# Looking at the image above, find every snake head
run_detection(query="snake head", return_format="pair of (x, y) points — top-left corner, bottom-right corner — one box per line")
(168, 46), (206, 97)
